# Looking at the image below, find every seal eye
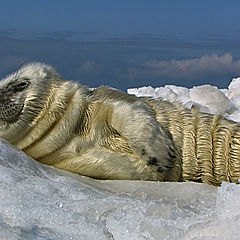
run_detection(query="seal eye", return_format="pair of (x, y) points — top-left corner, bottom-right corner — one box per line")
(15, 81), (29, 91)
(17, 82), (28, 88)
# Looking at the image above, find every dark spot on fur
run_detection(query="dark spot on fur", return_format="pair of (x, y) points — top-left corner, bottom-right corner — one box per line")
(141, 148), (146, 155)
(157, 167), (164, 173)
(166, 164), (174, 169)
(75, 146), (82, 154)
(165, 129), (173, 141)
(148, 157), (158, 166)
(168, 151), (176, 159)
(169, 146), (175, 152)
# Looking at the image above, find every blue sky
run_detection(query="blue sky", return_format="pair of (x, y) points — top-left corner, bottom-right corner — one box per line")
(1, 0), (240, 90)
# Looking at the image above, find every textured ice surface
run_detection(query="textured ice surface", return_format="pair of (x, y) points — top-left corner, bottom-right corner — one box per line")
(1, 139), (240, 240)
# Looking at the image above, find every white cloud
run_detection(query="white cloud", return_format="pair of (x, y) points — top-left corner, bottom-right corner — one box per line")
(126, 53), (240, 80)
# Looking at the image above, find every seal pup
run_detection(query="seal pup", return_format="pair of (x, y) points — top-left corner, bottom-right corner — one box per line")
(1, 63), (240, 186)
(0, 63), (178, 182)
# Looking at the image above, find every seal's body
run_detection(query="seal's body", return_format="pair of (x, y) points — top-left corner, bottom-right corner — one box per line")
(0, 63), (240, 186)
(0, 63), (177, 182)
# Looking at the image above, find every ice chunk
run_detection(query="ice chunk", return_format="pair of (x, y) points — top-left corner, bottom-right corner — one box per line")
(127, 86), (158, 97)
(189, 85), (234, 115)
(128, 85), (190, 103)
(164, 85), (191, 104)
(228, 77), (240, 99)
(128, 86), (178, 101)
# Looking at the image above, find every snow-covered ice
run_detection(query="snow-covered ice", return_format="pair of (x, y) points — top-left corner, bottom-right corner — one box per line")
(128, 78), (240, 122)
(189, 85), (234, 115)
(1, 138), (240, 240)
(2, 77), (240, 239)
(2, 138), (240, 240)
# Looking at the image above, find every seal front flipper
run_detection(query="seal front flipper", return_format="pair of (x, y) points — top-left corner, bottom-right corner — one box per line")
(123, 118), (176, 172)
(131, 122), (176, 172)
(91, 87), (176, 172)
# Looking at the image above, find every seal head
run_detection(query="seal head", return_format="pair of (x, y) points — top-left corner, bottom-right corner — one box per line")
(0, 63), (62, 140)
(0, 75), (29, 122)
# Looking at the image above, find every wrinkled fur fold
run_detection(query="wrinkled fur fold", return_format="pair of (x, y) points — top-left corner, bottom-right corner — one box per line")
(147, 98), (240, 186)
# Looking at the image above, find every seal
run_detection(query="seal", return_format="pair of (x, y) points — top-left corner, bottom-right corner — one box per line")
(0, 63), (177, 181)
(1, 63), (240, 186)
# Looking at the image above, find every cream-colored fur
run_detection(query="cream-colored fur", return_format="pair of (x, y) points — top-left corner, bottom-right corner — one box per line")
(0, 63), (177, 182)
(1, 63), (240, 186)
(146, 98), (240, 185)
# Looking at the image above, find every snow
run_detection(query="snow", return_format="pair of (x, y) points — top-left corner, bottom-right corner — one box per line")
(2, 77), (240, 239)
